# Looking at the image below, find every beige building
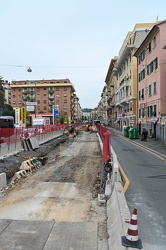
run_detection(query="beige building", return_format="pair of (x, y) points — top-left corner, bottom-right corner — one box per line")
(2, 79), (11, 105)
(112, 23), (155, 129)
(105, 56), (118, 127)
(10, 79), (76, 123)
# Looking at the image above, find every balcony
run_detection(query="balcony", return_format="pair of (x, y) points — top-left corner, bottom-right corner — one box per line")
(29, 89), (34, 93)
(22, 89), (28, 94)
(49, 95), (54, 100)
(49, 90), (54, 94)
(49, 100), (54, 106)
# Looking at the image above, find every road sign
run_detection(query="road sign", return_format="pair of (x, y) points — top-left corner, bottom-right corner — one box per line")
(25, 102), (37, 106)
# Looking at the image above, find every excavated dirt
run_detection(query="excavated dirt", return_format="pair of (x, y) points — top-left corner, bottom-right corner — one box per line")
(0, 130), (108, 249)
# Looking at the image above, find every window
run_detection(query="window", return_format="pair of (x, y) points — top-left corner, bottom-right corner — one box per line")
(138, 50), (145, 64)
(148, 106), (153, 117)
(37, 94), (40, 97)
(153, 36), (156, 48)
(37, 100), (40, 104)
(148, 42), (151, 53)
(142, 89), (144, 99)
(153, 105), (156, 117)
(64, 87), (67, 91)
(139, 109), (141, 118)
(43, 100), (47, 103)
(44, 94), (46, 96)
(13, 95), (15, 98)
(149, 84), (152, 96)
(138, 69), (145, 82)
(153, 82), (157, 94)
(56, 87), (59, 91)
(153, 57), (158, 70)
(43, 106), (47, 110)
(12, 101), (16, 104)
(64, 100), (67, 103)
(142, 108), (145, 117)
(139, 91), (141, 100)
(64, 94), (67, 97)
(64, 106), (68, 109)
(147, 58), (158, 75)
(56, 100), (59, 103)
(19, 89), (21, 91)
(43, 88), (46, 90)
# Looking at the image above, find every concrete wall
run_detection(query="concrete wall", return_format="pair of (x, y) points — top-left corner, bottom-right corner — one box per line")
(0, 130), (64, 159)
(107, 182), (135, 250)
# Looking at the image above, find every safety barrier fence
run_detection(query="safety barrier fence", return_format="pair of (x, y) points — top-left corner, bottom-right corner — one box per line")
(95, 124), (111, 162)
(0, 123), (81, 144)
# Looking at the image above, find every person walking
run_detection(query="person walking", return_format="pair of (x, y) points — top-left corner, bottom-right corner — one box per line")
(142, 128), (148, 141)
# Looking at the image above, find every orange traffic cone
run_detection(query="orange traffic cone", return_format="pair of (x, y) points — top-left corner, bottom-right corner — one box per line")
(122, 208), (143, 249)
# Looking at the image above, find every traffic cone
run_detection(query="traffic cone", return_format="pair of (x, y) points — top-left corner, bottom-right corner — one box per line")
(121, 208), (143, 249)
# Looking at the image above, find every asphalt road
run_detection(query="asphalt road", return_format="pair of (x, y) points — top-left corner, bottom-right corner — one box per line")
(110, 129), (166, 250)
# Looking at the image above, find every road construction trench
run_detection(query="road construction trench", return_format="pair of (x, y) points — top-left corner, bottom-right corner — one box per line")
(0, 131), (107, 243)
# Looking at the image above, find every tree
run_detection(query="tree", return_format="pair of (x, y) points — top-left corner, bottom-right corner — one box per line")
(2, 104), (15, 117)
(0, 76), (6, 109)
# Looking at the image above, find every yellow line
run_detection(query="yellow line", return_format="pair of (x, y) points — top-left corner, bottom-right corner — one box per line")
(118, 162), (130, 193)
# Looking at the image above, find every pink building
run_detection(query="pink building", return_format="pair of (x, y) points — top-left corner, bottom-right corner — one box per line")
(134, 20), (166, 140)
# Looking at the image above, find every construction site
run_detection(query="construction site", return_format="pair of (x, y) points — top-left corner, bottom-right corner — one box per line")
(0, 127), (108, 250)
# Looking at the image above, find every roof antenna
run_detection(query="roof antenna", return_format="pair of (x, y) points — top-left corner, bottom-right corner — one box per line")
(156, 14), (159, 22)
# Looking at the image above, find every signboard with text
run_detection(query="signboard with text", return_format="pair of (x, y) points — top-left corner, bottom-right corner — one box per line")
(54, 105), (59, 118)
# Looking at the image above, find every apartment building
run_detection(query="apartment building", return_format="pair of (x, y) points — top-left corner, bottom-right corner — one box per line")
(100, 85), (108, 123)
(134, 20), (166, 140)
(2, 79), (11, 105)
(10, 79), (76, 124)
(73, 94), (82, 121)
(112, 22), (155, 129)
(105, 56), (118, 128)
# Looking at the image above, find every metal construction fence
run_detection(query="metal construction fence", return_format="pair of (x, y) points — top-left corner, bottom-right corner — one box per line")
(0, 123), (81, 144)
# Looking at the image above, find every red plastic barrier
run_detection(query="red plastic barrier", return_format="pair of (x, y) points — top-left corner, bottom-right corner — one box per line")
(103, 130), (111, 163)
(0, 123), (81, 144)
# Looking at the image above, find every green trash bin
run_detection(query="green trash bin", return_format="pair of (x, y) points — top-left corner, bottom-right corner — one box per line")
(129, 127), (139, 139)
(124, 126), (131, 137)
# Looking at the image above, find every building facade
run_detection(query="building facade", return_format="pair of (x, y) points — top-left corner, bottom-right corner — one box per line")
(134, 20), (166, 140)
(10, 79), (76, 124)
(112, 23), (155, 130)
(105, 56), (118, 128)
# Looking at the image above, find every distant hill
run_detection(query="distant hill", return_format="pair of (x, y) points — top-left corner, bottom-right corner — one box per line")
(82, 108), (93, 113)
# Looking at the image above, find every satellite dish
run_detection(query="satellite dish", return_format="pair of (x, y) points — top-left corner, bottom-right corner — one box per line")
(27, 67), (32, 72)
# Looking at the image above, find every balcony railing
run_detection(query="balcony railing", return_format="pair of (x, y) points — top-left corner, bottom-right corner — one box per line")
(49, 90), (54, 94)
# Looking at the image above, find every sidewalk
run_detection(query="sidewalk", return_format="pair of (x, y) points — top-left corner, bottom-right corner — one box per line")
(110, 128), (166, 160)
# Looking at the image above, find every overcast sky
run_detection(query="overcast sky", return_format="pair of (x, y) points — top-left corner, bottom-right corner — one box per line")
(1, 0), (166, 108)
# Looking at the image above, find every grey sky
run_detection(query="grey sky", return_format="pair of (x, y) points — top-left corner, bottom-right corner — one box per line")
(0, 0), (165, 108)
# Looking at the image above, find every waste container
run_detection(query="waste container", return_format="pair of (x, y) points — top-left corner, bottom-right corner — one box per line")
(124, 126), (131, 137)
(129, 127), (139, 139)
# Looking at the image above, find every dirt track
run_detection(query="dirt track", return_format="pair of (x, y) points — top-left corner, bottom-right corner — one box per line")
(0, 131), (108, 249)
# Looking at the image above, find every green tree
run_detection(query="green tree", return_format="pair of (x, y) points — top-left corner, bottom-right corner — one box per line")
(2, 104), (15, 117)
(0, 76), (6, 114)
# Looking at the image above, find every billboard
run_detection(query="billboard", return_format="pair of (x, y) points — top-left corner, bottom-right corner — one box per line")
(20, 106), (26, 124)
(14, 108), (20, 126)
(54, 105), (59, 118)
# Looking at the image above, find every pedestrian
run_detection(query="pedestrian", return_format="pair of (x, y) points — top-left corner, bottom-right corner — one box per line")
(142, 128), (148, 141)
